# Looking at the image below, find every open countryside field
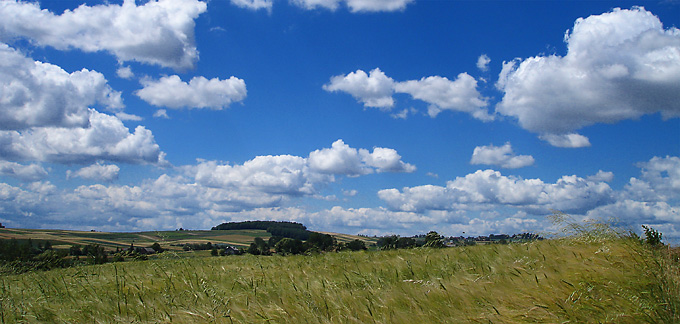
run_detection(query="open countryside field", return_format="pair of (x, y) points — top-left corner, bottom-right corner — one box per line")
(0, 228), (270, 251)
(0, 228), (376, 252)
(1, 235), (678, 323)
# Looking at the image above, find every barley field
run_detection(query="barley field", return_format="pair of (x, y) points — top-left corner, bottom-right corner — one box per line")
(1, 235), (678, 323)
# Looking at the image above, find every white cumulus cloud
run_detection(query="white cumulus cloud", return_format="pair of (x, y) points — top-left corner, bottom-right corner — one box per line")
(67, 162), (120, 182)
(153, 109), (170, 119)
(192, 155), (317, 197)
(379, 169), (614, 215)
(231, 0), (273, 11)
(395, 73), (492, 121)
(179, 140), (414, 210)
(308, 139), (416, 175)
(626, 156), (680, 202)
(291, 0), (413, 12)
(587, 170), (615, 183)
(539, 133), (592, 148)
(587, 156), (680, 231)
(496, 7), (680, 147)
(325, 68), (491, 121)
(0, 156), (677, 238)
(0, 161), (47, 181)
(477, 54), (491, 71)
(344, 0), (414, 12)
(0, 0), (207, 70)
(323, 68), (395, 109)
(470, 143), (534, 169)
(0, 110), (165, 165)
(136, 75), (247, 110)
(116, 66), (134, 79)
(0, 43), (123, 130)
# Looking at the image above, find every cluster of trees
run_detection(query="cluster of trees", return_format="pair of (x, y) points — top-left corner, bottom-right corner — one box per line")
(1, 238), (52, 261)
(69, 244), (109, 264)
(642, 225), (664, 247)
(212, 221), (312, 240)
(213, 221), (370, 256)
(0, 238), (173, 274)
(377, 231), (446, 250)
(0, 239), (114, 273)
(243, 232), (367, 256)
(182, 242), (216, 251)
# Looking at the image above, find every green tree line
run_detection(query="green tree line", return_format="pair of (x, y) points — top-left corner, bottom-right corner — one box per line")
(211, 221), (312, 240)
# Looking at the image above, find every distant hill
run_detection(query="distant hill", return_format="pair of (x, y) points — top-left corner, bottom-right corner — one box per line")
(212, 220), (312, 240)
(0, 226), (377, 251)
(0, 227), (270, 251)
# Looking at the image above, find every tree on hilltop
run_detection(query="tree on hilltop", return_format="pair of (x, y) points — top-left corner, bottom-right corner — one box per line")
(423, 231), (445, 248)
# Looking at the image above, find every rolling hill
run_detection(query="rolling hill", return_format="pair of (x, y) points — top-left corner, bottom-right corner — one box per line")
(0, 227), (377, 252)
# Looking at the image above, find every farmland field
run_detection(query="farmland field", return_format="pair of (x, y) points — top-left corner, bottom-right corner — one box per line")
(0, 228), (341, 251)
(1, 233), (678, 323)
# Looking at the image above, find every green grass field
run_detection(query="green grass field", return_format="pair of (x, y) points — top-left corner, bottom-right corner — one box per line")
(1, 234), (678, 323)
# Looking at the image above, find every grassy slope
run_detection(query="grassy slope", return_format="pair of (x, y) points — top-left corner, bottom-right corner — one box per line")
(0, 228), (377, 252)
(1, 237), (678, 323)
(0, 228), (272, 250)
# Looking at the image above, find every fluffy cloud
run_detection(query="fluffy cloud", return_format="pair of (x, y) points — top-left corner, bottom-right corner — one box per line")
(308, 140), (365, 175)
(116, 66), (134, 80)
(179, 140), (414, 209)
(0, 161), (47, 181)
(477, 54), (491, 71)
(638, 156), (680, 194)
(67, 163), (120, 182)
(312, 206), (441, 233)
(496, 7), (680, 147)
(323, 68), (395, 109)
(0, 43), (123, 130)
(395, 73), (492, 121)
(231, 0), (273, 11)
(589, 200), (679, 225)
(539, 133), (591, 148)
(379, 169), (614, 214)
(0, 141), (415, 230)
(153, 109), (170, 119)
(587, 156), (680, 234)
(191, 155), (318, 197)
(587, 170), (614, 183)
(308, 139), (416, 175)
(375, 156), (680, 238)
(325, 68), (491, 120)
(136, 75), (247, 110)
(470, 143), (534, 169)
(343, 189), (358, 197)
(245, 206), (543, 238)
(0, 110), (165, 165)
(291, 0), (413, 12)
(0, 0), (207, 70)
(0, 156), (678, 239)
(344, 0), (414, 12)
(290, 0), (341, 11)
(623, 156), (680, 202)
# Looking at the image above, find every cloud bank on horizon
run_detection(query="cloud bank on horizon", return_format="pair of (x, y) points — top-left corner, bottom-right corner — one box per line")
(0, 0), (678, 241)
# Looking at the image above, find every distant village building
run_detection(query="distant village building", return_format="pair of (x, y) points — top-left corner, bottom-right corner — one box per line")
(0, 223), (4, 228)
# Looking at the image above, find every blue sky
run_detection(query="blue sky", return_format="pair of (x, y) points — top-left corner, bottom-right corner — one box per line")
(0, 0), (678, 241)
